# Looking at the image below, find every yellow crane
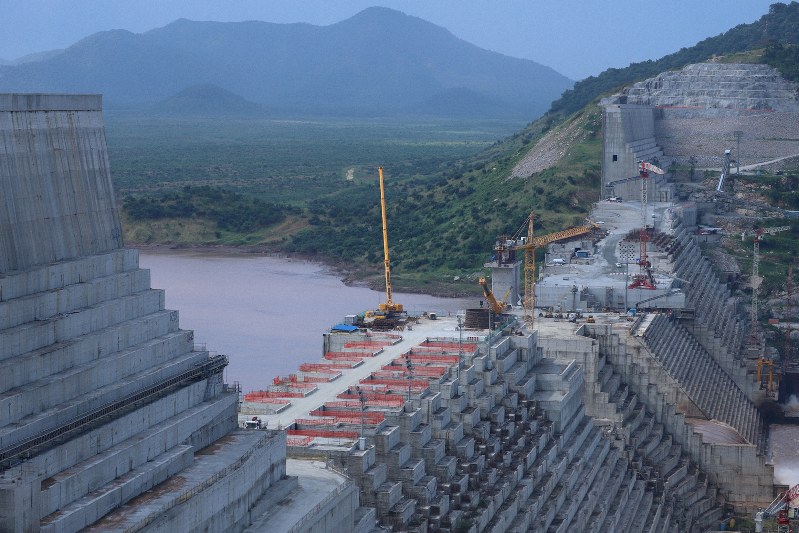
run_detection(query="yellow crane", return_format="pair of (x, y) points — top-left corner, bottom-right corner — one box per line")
(478, 277), (511, 315)
(505, 211), (599, 326)
(377, 167), (403, 314)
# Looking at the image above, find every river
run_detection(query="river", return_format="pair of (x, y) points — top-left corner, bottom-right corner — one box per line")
(138, 251), (473, 392)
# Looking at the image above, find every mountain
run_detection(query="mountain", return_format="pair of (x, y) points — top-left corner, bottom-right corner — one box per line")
(549, 1), (799, 117)
(290, 3), (799, 281)
(153, 84), (262, 116)
(0, 7), (573, 118)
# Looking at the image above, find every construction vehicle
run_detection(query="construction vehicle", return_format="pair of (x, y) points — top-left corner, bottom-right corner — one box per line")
(754, 482), (799, 532)
(478, 277), (510, 315)
(376, 167), (403, 314)
(494, 211), (599, 327)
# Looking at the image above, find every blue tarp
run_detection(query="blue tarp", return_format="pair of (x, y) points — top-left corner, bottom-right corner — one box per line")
(331, 324), (359, 332)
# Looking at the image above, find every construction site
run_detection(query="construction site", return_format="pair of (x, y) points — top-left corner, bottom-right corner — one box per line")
(1, 60), (799, 532)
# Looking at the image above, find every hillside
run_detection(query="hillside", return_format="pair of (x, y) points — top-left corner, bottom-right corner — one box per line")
(549, 1), (799, 117)
(0, 7), (572, 118)
(117, 2), (799, 295)
(153, 84), (263, 116)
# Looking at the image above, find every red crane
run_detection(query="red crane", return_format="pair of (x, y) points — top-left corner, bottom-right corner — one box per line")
(628, 161), (664, 290)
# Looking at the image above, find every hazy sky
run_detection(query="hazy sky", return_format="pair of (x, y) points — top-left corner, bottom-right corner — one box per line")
(0, 0), (780, 79)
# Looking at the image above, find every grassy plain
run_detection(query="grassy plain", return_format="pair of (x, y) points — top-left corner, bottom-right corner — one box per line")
(107, 114), (529, 293)
(106, 114), (525, 201)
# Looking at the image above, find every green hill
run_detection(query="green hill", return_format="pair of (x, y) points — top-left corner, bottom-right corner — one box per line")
(549, 1), (799, 117)
(119, 2), (799, 295)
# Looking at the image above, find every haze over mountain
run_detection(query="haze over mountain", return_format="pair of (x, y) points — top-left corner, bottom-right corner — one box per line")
(0, 7), (573, 118)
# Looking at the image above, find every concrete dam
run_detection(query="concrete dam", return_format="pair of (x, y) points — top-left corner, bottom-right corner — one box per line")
(0, 90), (789, 532)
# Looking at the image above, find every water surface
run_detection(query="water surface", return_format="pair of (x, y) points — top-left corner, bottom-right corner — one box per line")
(139, 251), (471, 392)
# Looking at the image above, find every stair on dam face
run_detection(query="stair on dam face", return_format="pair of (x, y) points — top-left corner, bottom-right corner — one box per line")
(642, 314), (761, 444)
(0, 347), (211, 452)
(0, 329), (192, 428)
(597, 360), (725, 532)
(39, 444), (195, 532)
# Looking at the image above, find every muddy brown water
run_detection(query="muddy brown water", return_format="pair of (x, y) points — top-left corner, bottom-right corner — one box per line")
(139, 251), (472, 392)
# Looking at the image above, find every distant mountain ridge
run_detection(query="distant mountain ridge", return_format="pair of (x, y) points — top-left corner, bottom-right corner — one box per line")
(0, 7), (573, 118)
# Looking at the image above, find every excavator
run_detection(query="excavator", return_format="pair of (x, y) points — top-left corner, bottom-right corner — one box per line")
(755, 482), (799, 532)
(478, 277), (511, 315)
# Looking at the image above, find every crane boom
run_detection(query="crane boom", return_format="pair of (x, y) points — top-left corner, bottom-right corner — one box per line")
(508, 212), (598, 326)
(377, 167), (402, 313)
(479, 277), (506, 315)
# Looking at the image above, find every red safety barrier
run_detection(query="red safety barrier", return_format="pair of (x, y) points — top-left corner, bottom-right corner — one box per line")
(295, 417), (339, 426)
(271, 381), (317, 389)
(379, 366), (447, 377)
(344, 341), (392, 348)
(297, 375), (336, 383)
(325, 351), (374, 359)
(287, 428), (359, 439)
(310, 409), (385, 422)
(337, 391), (407, 403)
(420, 341), (478, 351)
(297, 416), (378, 426)
(360, 378), (430, 389)
(326, 398), (405, 408)
(244, 391), (303, 400)
(397, 354), (460, 365)
(299, 363), (354, 372)
(286, 435), (313, 446)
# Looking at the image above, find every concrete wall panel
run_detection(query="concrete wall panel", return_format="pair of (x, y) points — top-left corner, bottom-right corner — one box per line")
(0, 95), (121, 273)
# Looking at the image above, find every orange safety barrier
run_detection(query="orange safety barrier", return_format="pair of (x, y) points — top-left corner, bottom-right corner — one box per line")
(244, 391), (303, 399)
(299, 363), (354, 372)
(379, 366), (447, 377)
(325, 399), (405, 409)
(310, 409), (385, 422)
(420, 341), (478, 351)
(396, 354), (460, 365)
(286, 435), (313, 446)
(295, 417), (338, 426)
(343, 341), (392, 348)
(298, 375), (336, 383)
(323, 354), (365, 362)
(297, 416), (378, 426)
(337, 391), (407, 402)
(272, 381), (317, 389)
(325, 351), (373, 359)
(287, 428), (359, 439)
(360, 378), (430, 389)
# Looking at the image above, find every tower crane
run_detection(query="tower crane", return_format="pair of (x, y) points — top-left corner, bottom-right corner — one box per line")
(742, 225), (790, 333)
(628, 161), (665, 290)
(495, 211), (599, 326)
(377, 167), (403, 314)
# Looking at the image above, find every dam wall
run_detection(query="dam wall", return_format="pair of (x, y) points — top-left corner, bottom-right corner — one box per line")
(0, 94), (122, 272)
(0, 94), (299, 532)
(610, 63), (799, 169)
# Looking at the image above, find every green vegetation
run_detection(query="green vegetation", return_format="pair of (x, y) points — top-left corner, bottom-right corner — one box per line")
(763, 42), (799, 81)
(114, 2), (799, 296)
(123, 186), (296, 232)
(549, 2), (799, 117)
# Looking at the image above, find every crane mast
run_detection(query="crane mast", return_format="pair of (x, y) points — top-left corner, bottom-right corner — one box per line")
(377, 167), (402, 313)
(503, 211), (598, 327)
